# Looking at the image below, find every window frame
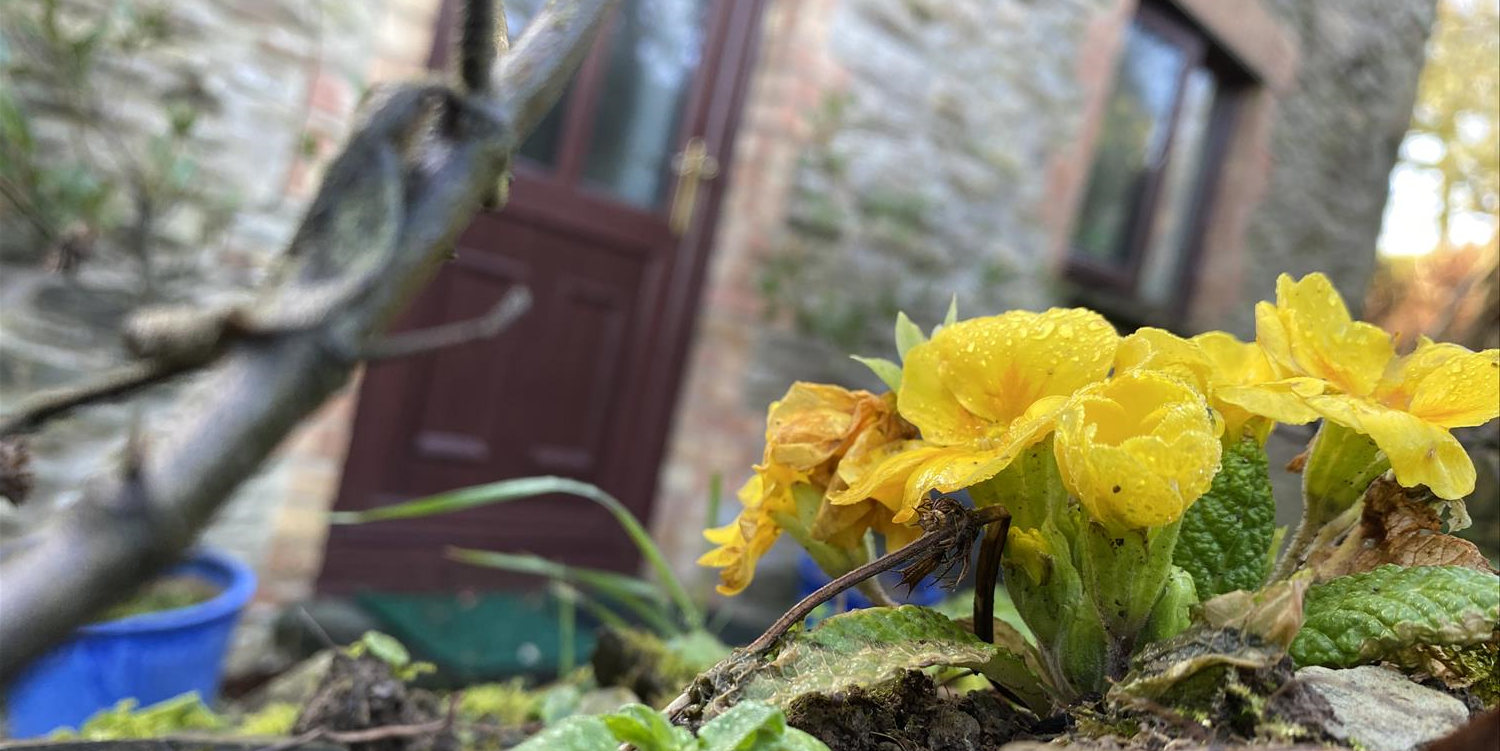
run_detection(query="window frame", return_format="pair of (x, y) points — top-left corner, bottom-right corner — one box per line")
(1065, 0), (1251, 322)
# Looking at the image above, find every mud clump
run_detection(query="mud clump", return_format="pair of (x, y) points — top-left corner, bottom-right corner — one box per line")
(294, 652), (455, 751)
(785, 670), (1027, 751)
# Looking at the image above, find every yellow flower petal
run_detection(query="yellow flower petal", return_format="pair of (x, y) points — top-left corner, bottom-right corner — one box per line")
(764, 382), (881, 471)
(1217, 378), (1326, 425)
(1303, 394), (1477, 500)
(1192, 332), (1278, 442)
(1264, 273), (1394, 395)
(1055, 371), (1221, 531)
(1397, 343), (1500, 428)
(1115, 327), (1214, 392)
(829, 444), (947, 507)
(1192, 331), (1278, 387)
(897, 308), (1116, 445)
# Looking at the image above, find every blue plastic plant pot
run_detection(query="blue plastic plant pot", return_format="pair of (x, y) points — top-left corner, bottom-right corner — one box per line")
(4, 548), (257, 738)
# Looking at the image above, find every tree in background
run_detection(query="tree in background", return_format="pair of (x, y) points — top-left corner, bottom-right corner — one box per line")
(1366, 0), (1500, 562)
(1367, 0), (1499, 353)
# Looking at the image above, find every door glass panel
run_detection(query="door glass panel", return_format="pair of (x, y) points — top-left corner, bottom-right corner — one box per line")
(1070, 20), (1188, 267)
(580, 0), (710, 209)
(1138, 67), (1217, 307)
(505, 0), (568, 167)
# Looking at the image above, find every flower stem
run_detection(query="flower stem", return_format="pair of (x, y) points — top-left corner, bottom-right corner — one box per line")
(1271, 423), (1388, 581)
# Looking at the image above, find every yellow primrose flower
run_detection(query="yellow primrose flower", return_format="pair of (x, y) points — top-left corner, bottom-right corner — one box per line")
(1054, 370), (1222, 532)
(1218, 273), (1500, 499)
(699, 383), (915, 594)
(830, 308), (1119, 522)
(1114, 327), (1279, 443)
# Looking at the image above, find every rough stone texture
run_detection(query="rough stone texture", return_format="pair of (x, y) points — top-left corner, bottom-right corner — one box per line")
(1209, 0), (1437, 336)
(0, 0), (440, 675)
(1296, 665), (1472, 751)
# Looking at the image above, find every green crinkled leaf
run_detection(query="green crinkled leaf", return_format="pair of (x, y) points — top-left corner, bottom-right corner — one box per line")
(850, 355), (902, 391)
(1290, 564), (1500, 668)
(513, 714), (617, 750)
(708, 606), (997, 717)
(1173, 439), (1276, 598)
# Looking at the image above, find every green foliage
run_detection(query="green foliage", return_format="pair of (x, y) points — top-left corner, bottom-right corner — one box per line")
(233, 702), (300, 736)
(849, 355), (902, 391)
(516, 702), (829, 751)
(331, 476), (703, 631)
(699, 606), (996, 718)
(459, 678), (542, 725)
(603, 703), (697, 750)
(345, 630), (436, 682)
(893, 311), (927, 359)
(512, 714), (618, 750)
(1291, 565), (1500, 668)
(49, 693), (222, 739)
(695, 701), (828, 751)
(0, 0), (240, 292)
(1141, 566), (1199, 645)
(1404, 0), (1499, 246)
(1173, 439), (1277, 598)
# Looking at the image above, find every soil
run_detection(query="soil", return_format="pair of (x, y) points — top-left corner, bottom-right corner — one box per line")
(294, 652), (456, 751)
(785, 670), (1032, 751)
(95, 575), (219, 622)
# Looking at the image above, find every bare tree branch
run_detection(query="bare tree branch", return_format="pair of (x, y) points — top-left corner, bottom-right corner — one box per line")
(0, 0), (617, 683)
(363, 285), (531, 361)
(0, 359), (198, 437)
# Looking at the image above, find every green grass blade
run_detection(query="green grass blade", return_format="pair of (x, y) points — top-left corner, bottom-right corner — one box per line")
(446, 548), (660, 601)
(331, 476), (703, 629)
(447, 547), (677, 635)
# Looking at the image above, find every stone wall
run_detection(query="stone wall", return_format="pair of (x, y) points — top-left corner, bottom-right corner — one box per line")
(0, 0), (441, 674)
(1219, 0), (1437, 336)
(651, 0), (1435, 621)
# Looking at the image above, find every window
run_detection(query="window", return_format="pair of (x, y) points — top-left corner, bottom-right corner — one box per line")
(1067, 2), (1248, 321)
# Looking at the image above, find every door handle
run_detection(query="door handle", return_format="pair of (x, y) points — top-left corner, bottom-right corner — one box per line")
(668, 136), (719, 236)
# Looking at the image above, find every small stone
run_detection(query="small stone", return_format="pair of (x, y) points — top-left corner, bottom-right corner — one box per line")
(1296, 665), (1471, 751)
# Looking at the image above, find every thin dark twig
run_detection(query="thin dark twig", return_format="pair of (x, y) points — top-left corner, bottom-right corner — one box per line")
(744, 501), (1010, 654)
(664, 503), (1010, 724)
(971, 510), (1011, 644)
(0, 359), (198, 437)
(363, 285), (531, 361)
(253, 718), (449, 751)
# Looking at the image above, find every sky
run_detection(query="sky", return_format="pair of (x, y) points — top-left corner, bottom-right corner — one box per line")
(1377, 133), (1499, 258)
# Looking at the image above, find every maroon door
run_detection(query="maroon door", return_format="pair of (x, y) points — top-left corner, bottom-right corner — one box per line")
(317, 0), (766, 593)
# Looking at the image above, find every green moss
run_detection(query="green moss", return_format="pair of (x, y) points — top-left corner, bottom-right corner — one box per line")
(96, 575), (218, 623)
(235, 702), (300, 736)
(459, 678), (542, 725)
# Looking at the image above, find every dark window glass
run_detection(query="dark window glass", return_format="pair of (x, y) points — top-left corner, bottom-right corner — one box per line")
(1067, 3), (1241, 314)
(1071, 21), (1188, 266)
(1139, 68), (1217, 306)
(579, 0), (709, 209)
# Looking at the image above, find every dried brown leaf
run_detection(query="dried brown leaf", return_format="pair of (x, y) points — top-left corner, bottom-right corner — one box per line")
(1308, 477), (1494, 581)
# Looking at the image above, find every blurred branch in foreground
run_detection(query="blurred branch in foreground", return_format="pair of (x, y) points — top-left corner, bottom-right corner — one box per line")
(0, 0), (618, 682)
